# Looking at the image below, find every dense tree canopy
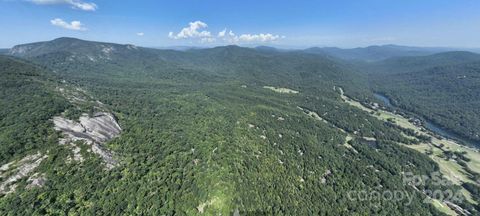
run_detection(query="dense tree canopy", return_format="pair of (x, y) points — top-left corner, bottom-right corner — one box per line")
(1, 38), (479, 215)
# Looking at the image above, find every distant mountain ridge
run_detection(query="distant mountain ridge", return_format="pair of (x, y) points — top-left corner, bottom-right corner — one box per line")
(303, 44), (458, 61)
(6, 37), (370, 98)
(9, 37), (144, 59)
(10, 37), (480, 62)
(368, 51), (480, 74)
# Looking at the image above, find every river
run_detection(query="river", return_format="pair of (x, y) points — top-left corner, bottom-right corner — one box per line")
(373, 93), (479, 147)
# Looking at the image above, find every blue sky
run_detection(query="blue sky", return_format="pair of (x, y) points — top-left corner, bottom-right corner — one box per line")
(1, 0), (479, 48)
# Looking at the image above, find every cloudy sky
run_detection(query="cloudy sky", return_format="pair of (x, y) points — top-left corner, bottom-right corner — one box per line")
(1, 0), (479, 48)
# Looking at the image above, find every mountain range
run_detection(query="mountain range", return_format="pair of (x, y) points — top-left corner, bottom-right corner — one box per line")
(1, 37), (480, 215)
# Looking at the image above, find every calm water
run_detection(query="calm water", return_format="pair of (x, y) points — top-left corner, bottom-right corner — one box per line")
(373, 93), (392, 107)
(373, 93), (479, 147)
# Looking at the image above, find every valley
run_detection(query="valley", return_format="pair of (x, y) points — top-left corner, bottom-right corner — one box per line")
(368, 53), (480, 144)
(340, 86), (480, 214)
(373, 93), (480, 147)
(0, 38), (479, 215)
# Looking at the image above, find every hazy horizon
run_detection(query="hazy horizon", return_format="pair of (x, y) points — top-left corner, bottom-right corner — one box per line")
(3, 36), (480, 52)
(1, 0), (480, 48)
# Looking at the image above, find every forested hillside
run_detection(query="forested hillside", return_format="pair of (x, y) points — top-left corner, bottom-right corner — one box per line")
(10, 38), (371, 99)
(369, 52), (480, 144)
(0, 55), (69, 163)
(368, 51), (480, 74)
(1, 38), (478, 215)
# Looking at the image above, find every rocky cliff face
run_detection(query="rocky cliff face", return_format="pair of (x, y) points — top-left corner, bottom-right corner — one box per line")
(53, 112), (121, 144)
(8, 44), (35, 55)
(53, 112), (122, 169)
(0, 73), (123, 195)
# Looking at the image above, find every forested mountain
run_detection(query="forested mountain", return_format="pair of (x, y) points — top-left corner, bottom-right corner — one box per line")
(369, 54), (480, 144)
(10, 38), (371, 98)
(1, 38), (479, 215)
(254, 46), (282, 52)
(303, 45), (450, 61)
(9, 37), (145, 58)
(368, 51), (480, 74)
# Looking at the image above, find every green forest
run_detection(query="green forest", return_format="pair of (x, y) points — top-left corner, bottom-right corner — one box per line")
(1, 38), (480, 215)
(368, 53), (480, 145)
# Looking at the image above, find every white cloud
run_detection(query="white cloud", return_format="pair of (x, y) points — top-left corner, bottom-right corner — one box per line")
(169, 21), (284, 44)
(238, 33), (282, 42)
(218, 29), (283, 43)
(168, 21), (212, 39)
(50, 18), (86, 31)
(136, 32), (144, 36)
(30, 0), (97, 11)
(218, 29), (226, 37)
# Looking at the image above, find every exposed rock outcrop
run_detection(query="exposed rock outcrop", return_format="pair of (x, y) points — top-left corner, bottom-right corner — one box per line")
(26, 173), (47, 189)
(53, 112), (121, 169)
(0, 152), (47, 194)
(54, 112), (121, 143)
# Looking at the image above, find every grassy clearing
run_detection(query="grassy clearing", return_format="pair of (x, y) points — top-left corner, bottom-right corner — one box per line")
(263, 86), (299, 94)
(343, 135), (358, 153)
(429, 199), (458, 216)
